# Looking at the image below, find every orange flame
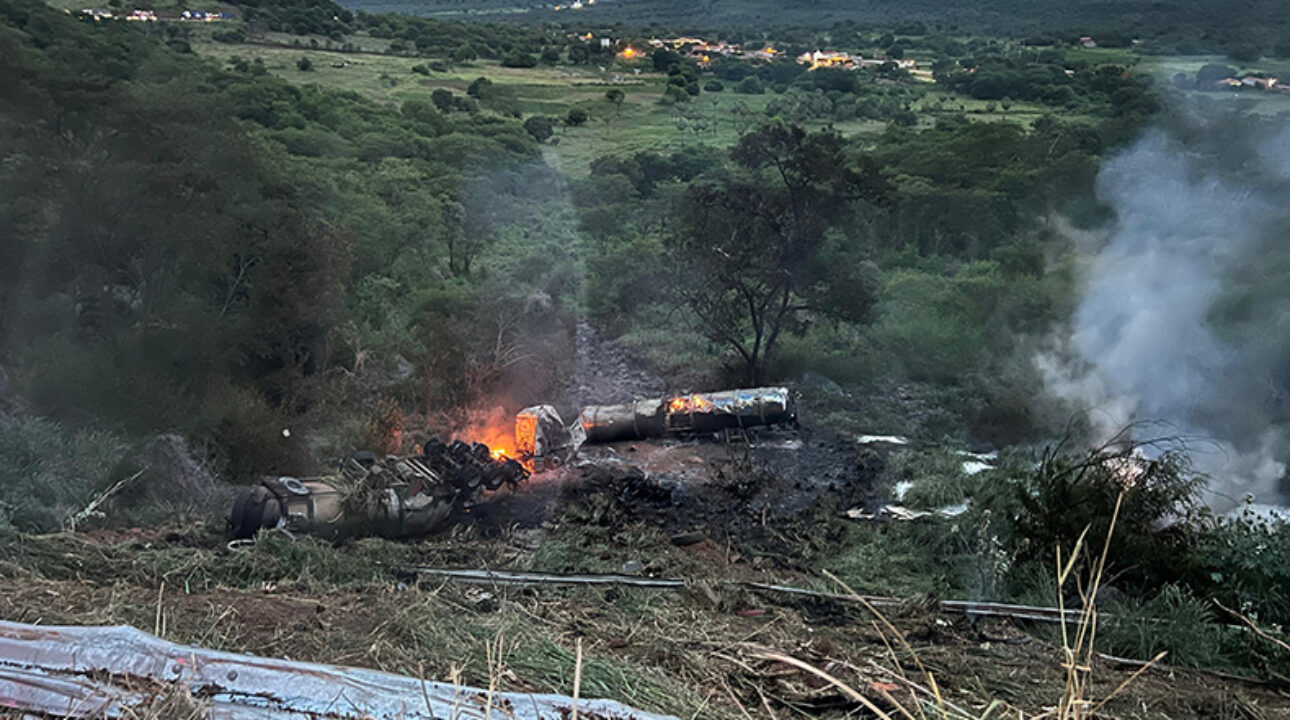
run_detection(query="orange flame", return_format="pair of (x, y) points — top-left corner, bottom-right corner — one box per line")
(668, 394), (713, 413)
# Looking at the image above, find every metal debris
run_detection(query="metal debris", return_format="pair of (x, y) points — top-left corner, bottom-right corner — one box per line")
(0, 620), (677, 720)
(227, 442), (528, 541)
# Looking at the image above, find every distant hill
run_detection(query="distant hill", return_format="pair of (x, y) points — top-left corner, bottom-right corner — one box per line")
(336, 0), (1290, 54)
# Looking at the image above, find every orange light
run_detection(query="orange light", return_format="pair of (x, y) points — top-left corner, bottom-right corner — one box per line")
(621, 47), (636, 58)
(492, 447), (508, 460)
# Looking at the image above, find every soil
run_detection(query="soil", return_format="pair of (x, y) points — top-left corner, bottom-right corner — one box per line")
(563, 320), (666, 409)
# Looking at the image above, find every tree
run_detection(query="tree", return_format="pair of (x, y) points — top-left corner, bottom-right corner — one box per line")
(652, 47), (680, 72)
(736, 76), (765, 94)
(296, 56), (313, 71)
(1196, 63), (1235, 86)
(669, 123), (893, 384)
(431, 88), (454, 112)
(500, 51), (537, 68)
(605, 87), (625, 113)
(523, 115), (553, 142)
(467, 76), (492, 98)
(540, 47), (561, 65)
(565, 107), (589, 126)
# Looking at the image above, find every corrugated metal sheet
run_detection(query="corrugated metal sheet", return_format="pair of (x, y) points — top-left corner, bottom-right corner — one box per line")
(0, 620), (677, 720)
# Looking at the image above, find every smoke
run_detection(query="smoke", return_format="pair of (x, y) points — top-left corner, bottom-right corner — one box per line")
(1041, 107), (1290, 509)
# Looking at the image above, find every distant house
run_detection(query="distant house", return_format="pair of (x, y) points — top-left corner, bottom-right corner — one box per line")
(1079, 36), (1097, 48)
(798, 50), (856, 70)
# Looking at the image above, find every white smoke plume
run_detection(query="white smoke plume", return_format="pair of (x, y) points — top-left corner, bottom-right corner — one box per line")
(1041, 113), (1290, 510)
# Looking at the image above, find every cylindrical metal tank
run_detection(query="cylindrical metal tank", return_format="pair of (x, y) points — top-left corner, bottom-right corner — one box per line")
(578, 387), (796, 443)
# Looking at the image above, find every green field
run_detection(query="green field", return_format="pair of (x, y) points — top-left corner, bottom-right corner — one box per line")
(193, 39), (874, 174)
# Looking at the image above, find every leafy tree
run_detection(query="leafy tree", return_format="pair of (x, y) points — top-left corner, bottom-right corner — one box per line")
(500, 51), (538, 68)
(652, 47), (681, 72)
(467, 76), (493, 98)
(297, 56), (313, 71)
(523, 115), (554, 142)
(704, 79), (724, 92)
(662, 84), (690, 104)
(736, 76), (765, 94)
(1196, 63), (1236, 85)
(565, 107), (589, 126)
(670, 123), (893, 383)
(605, 87), (625, 112)
(431, 88), (455, 112)
(540, 47), (561, 65)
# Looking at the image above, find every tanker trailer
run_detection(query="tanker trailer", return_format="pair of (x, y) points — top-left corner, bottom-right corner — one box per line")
(578, 387), (796, 443)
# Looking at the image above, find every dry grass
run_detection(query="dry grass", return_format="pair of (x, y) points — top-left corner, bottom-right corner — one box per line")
(0, 518), (1285, 720)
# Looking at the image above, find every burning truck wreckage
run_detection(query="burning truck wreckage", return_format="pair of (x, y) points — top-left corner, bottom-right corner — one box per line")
(1, 388), (809, 720)
(227, 387), (799, 542)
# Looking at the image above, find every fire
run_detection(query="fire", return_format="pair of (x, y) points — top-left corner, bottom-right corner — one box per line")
(668, 394), (714, 413)
(620, 47), (636, 59)
(449, 406), (519, 463)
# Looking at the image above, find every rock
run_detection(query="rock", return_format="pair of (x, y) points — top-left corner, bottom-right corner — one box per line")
(621, 559), (644, 575)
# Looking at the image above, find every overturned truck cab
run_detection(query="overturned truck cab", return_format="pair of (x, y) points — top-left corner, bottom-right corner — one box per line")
(227, 441), (528, 541)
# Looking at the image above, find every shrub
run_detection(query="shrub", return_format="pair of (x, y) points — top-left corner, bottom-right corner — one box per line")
(736, 76), (764, 94)
(0, 417), (130, 532)
(565, 107), (589, 126)
(296, 56), (313, 71)
(523, 115), (554, 142)
(500, 51), (538, 68)
(703, 79), (724, 92)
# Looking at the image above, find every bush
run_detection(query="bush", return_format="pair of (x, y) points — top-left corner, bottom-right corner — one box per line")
(736, 76), (765, 94)
(296, 56), (313, 71)
(411, 64), (430, 76)
(565, 107), (589, 126)
(661, 84), (690, 104)
(500, 51), (538, 68)
(0, 417), (130, 532)
(523, 115), (554, 142)
(703, 79), (724, 92)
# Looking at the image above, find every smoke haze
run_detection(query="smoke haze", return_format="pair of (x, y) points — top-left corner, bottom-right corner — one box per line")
(1041, 107), (1290, 509)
